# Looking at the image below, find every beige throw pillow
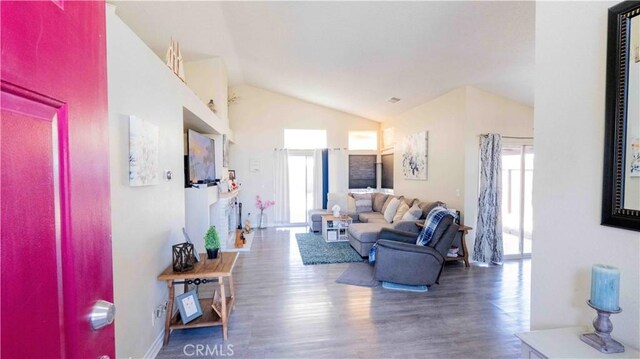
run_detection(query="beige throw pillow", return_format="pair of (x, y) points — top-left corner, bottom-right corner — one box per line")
(393, 202), (410, 223)
(383, 198), (401, 223)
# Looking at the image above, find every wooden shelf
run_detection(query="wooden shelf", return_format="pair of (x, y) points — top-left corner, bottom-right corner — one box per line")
(170, 296), (234, 329)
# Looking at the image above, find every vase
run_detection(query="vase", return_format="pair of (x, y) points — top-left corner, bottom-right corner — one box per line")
(206, 248), (219, 259)
(259, 211), (267, 229)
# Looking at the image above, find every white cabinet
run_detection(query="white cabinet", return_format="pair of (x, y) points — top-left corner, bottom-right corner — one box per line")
(516, 327), (638, 359)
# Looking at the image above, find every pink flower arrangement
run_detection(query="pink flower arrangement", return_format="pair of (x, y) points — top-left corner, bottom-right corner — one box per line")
(256, 196), (275, 210)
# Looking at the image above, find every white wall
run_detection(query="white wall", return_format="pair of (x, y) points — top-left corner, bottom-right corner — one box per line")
(107, 8), (186, 358)
(381, 86), (533, 253)
(381, 88), (467, 210)
(228, 84), (379, 225)
(185, 58), (230, 123)
(533, 1), (640, 349)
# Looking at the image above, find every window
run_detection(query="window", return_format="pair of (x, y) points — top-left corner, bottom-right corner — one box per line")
(284, 129), (327, 149)
(348, 131), (378, 150)
(348, 155), (377, 189)
(381, 153), (394, 189)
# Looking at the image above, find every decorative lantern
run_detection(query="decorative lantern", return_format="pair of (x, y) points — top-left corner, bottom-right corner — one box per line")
(172, 242), (196, 272)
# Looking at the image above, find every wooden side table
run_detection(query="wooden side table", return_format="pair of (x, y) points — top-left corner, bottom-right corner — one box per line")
(321, 215), (352, 242)
(157, 252), (238, 345)
(416, 221), (471, 267)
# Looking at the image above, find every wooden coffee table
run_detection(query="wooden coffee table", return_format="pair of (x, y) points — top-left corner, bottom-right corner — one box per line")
(157, 251), (238, 345)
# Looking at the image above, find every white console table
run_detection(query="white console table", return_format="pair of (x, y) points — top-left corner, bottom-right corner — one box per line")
(184, 187), (240, 253)
(516, 327), (639, 359)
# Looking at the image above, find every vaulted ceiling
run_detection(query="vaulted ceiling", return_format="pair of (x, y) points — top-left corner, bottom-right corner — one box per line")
(113, 1), (534, 121)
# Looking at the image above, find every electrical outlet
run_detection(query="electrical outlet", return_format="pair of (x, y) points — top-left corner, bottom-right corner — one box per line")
(162, 300), (168, 313)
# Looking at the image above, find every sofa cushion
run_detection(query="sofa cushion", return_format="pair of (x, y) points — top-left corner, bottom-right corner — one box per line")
(402, 197), (418, 207)
(309, 209), (329, 222)
(352, 193), (373, 212)
(367, 218), (389, 224)
(358, 212), (385, 223)
(418, 201), (445, 219)
(402, 203), (422, 221)
(347, 195), (356, 212)
(348, 222), (393, 243)
(393, 202), (410, 223)
(382, 195), (404, 214)
(383, 198), (401, 222)
(372, 193), (389, 213)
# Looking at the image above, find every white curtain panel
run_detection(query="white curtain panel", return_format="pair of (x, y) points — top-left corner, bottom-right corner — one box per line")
(313, 149), (324, 209)
(273, 149), (290, 225)
(473, 134), (504, 264)
(328, 149), (348, 194)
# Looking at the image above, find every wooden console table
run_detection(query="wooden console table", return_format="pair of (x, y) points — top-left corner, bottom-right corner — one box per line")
(157, 252), (238, 345)
(417, 221), (471, 267)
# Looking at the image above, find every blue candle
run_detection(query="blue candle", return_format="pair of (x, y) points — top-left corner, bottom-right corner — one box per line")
(590, 264), (620, 311)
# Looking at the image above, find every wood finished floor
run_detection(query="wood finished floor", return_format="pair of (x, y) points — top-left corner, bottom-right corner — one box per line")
(157, 227), (530, 358)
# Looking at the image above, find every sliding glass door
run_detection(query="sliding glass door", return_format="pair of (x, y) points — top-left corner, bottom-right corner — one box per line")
(288, 151), (315, 224)
(501, 144), (533, 258)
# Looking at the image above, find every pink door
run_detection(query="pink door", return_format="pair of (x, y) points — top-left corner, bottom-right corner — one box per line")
(1, 1), (114, 358)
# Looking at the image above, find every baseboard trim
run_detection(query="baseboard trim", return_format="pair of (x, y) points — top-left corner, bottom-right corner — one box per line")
(144, 330), (164, 359)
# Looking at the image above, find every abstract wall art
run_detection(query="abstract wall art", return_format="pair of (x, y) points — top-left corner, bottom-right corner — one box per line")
(401, 131), (428, 180)
(129, 115), (159, 186)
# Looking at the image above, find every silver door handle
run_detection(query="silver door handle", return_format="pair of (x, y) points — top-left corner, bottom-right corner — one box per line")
(90, 300), (115, 330)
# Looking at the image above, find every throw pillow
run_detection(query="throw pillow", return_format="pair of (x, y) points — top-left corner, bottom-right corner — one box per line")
(372, 193), (389, 213)
(352, 193), (373, 212)
(418, 201), (446, 219)
(383, 198), (401, 223)
(382, 195), (404, 214)
(393, 202), (410, 223)
(346, 195), (356, 212)
(401, 203), (422, 221)
(403, 197), (417, 207)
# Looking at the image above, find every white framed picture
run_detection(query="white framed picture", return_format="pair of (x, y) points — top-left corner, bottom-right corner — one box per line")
(129, 115), (159, 186)
(401, 131), (428, 180)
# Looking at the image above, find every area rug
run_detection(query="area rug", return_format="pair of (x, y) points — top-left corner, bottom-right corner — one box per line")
(336, 262), (379, 287)
(295, 233), (363, 265)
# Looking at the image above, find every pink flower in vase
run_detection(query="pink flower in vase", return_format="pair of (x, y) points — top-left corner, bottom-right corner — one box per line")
(256, 196), (275, 229)
(256, 195), (275, 210)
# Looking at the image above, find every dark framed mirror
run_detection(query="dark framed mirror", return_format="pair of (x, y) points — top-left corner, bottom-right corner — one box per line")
(602, 1), (640, 231)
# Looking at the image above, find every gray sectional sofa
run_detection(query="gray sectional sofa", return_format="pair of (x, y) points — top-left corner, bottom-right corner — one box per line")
(308, 192), (444, 257)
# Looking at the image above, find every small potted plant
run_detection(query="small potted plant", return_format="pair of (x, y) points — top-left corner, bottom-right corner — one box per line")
(204, 226), (221, 259)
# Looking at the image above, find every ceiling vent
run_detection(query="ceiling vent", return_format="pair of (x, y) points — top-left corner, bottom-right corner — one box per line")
(387, 97), (401, 103)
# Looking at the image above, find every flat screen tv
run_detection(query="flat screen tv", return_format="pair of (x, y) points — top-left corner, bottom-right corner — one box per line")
(186, 129), (216, 186)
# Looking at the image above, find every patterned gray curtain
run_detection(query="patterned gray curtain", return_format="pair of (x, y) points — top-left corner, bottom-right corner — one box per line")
(473, 134), (503, 263)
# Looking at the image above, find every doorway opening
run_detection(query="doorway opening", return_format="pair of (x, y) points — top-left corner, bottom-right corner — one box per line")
(288, 151), (315, 224)
(501, 144), (533, 259)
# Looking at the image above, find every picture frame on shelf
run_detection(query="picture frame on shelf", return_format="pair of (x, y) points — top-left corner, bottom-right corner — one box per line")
(176, 290), (203, 324)
(228, 170), (236, 180)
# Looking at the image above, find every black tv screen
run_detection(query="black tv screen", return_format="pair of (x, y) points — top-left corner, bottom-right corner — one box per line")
(187, 129), (216, 185)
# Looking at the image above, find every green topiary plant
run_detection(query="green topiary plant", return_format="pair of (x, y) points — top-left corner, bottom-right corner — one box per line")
(204, 226), (220, 249)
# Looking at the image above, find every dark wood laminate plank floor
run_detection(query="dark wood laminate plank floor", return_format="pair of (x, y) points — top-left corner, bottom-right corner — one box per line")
(157, 227), (530, 358)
